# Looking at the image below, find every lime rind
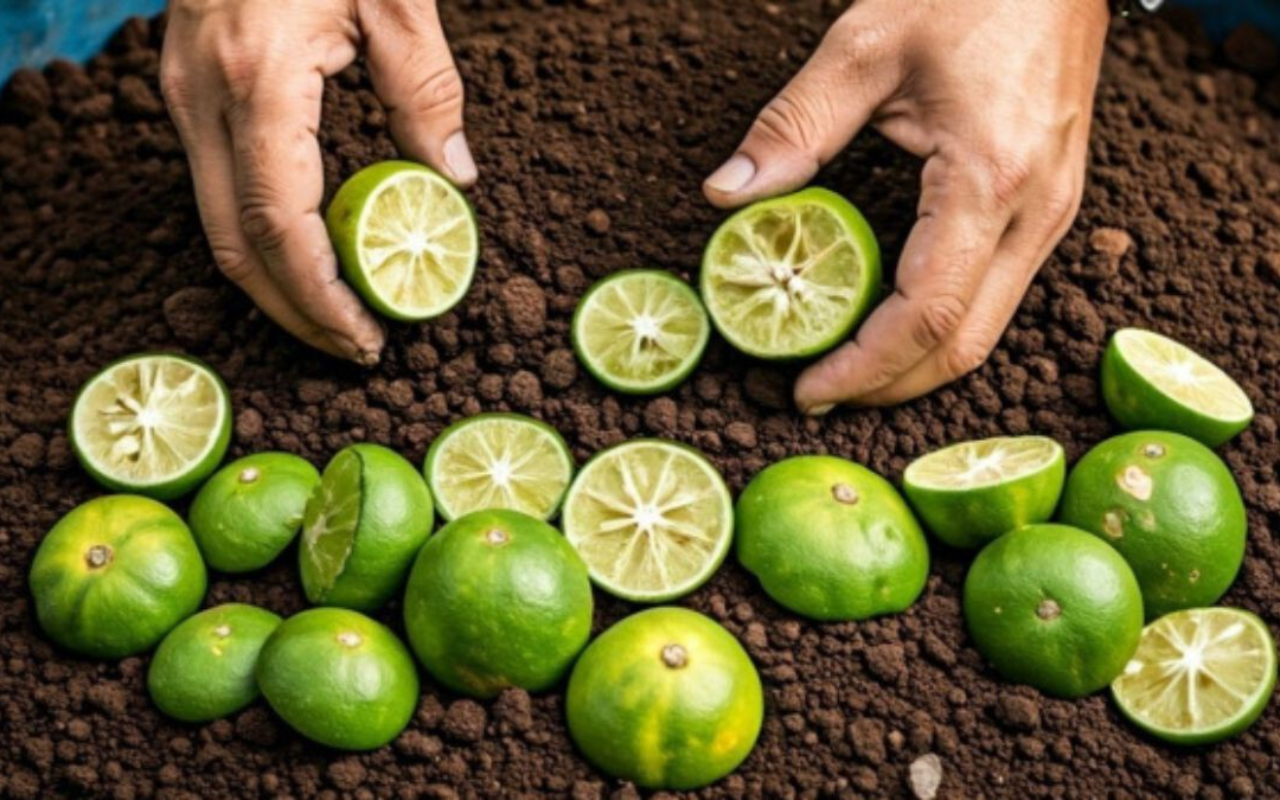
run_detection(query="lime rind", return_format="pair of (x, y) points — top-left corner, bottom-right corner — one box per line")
(425, 413), (575, 521)
(904, 436), (1064, 491)
(572, 270), (711, 394)
(300, 448), (363, 601)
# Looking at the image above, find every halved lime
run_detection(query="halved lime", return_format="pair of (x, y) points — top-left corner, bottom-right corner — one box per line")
(1102, 328), (1254, 447)
(903, 436), (1066, 549)
(1112, 607), (1276, 745)
(425, 413), (574, 521)
(561, 439), (733, 602)
(572, 270), (710, 394)
(700, 187), (881, 360)
(326, 160), (479, 322)
(69, 353), (231, 500)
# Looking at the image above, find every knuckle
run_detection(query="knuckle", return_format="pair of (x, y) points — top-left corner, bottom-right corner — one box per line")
(826, 14), (893, 67)
(914, 293), (969, 350)
(973, 148), (1034, 211)
(752, 93), (823, 159)
(238, 201), (290, 252)
(1042, 180), (1083, 231)
(403, 64), (465, 116)
(942, 336), (993, 380)
(210, 242), (257, 285)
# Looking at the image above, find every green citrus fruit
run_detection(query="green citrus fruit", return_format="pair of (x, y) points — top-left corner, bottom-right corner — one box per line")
(1102, 328), (1254, 447)
(566, 607), (764, 790)
(572, 269), (711, 394)
(700, 187), (881, 360)
(256, 607), (419, 750)
(147, 603), (282, 722)
(1058, 431), (1247, 619)
(29, 495), (207, 659)
(403, 509), (593, 698)
(964, 524), (1144, 698)
(425, 413), (574, 521)
(1112, 607), (1276, 745)
(903, 436), (1066, 549)
(189, 452), (320, 572)
(299, 443), (434, 611)
(326, 160), (479, 321)
(736, 455), (929, 621)
(561, 439), (734, 602)
(69, 353), (231, 500)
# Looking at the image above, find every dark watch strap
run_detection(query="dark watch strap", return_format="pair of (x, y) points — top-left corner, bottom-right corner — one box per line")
(1111, 0), (1164, 16)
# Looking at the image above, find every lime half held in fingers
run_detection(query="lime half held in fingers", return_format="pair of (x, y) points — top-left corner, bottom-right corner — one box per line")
(700, 187), (881, 360)
(326, 160), (479, 321)
(69, 353), (231, 500)
(1102, 328), (1254, 447)
(903, 436), (1066, 549)
(425, 414), (574, 521)
(572, 270), (711, 394)
(562, 439), (733, 602)
(1112, 607), (1276, 745)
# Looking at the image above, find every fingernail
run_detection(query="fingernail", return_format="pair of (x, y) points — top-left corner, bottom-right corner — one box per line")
(443, 131), (478, 186)
(805, 403), (835, 417)
(706, 154), (756, 194)
(357, 349), (381, 367)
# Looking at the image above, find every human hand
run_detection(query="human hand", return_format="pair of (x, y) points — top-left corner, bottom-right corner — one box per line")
(161, 0), (476, 363)
(704, 0), (1110, 410)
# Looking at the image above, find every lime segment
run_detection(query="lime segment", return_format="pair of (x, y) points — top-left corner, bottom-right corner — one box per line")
(70, 353), (231, 500)
(701, 187), (880, 359)
(1112, 607), (1276, 745)
(572, 270), (710, 393)
(425, 413), (574, 521)
(562, 440), (733, 602)
(301, 448), (362, 598)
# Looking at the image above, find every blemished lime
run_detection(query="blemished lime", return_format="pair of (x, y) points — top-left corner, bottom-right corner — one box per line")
(29, 495), (207, 659)
(256, 607), (419, 750)
(1058, 431), (1246, 619)
(188, 452), (320, 572)
(700, 187), (881, 359)
(964, 524), (1144, 698)
(736, 455), (929, 621)
(566, 607), (764, 790)
(68, 353), (231, 500)
(147, 603), (282, 722)
(403, 509), (593, 698)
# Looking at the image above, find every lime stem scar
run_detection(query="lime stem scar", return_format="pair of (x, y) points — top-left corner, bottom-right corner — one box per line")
(662, 643), (688, 669)
(1037, 599), (1062, 621)
(239, 467), (261, 483)
(832, 483), (859, 505)
(85, 544), (112, 569)
(337, 631), (362, 648)
(486, 529), (509, 546)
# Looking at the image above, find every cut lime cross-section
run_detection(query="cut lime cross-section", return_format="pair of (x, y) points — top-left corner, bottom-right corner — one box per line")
(903, 435), (1066, 548)
(562, 439), (733, 602)
(1112, 607), (1276, 745)
(1103, 328), (1254, 447)
(572, 270), (710, 394)
(69, 353), (231, 500)
(326, 161), (479, 322)
(425, 413), (575, 521)
(700, 187), (880, 360)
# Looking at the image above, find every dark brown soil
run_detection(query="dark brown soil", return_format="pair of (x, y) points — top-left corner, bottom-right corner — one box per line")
(3, 2), (1280, 798)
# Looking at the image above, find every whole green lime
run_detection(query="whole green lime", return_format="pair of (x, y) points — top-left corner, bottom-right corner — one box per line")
(736, 455), (929, 620)
(148, 603), (281, 722)
(403, 509), (592, 698)
(256, 607), (419, 750)
(566, 607), (764, 790)
(964, 524), (1144, 698)
(30, 495), (207, 659)
(189, 453), (319, 572)
(1058, 431), (1246, 618)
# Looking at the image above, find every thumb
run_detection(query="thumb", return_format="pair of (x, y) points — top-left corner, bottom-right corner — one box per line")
(703, 14), (899, 208)
(362, 2), (475, 186)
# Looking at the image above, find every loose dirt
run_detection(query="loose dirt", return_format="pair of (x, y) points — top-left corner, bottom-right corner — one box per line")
(3, 2), (1280, 797)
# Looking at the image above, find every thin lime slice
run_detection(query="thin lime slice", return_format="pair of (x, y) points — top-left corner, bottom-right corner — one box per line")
(700, 187), (881, 360)
(561, 439), (733, 602)
(69, 353), (231, 500)
(1112, 607), (1277, 745)
(326, 160), (479, 322)
(1103, 328), (1254, 447)
(572, 270), (710, 394)
(425, 413), (575, 521)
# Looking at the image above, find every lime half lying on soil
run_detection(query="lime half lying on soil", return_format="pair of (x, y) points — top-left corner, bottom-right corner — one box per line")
(572, 270), (711, 393)
(561, 439), (733, 602)
(1112, 607), (1276, 745)
(69, 353), (231, 500)
(1102, 328), (1254, 447)
(300, 443), (434, 611)
(425, 413), (574, 521)
(903, 436), (1066, 549)
(700, 187), (880, 360)
(326, 160), (479, 321)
